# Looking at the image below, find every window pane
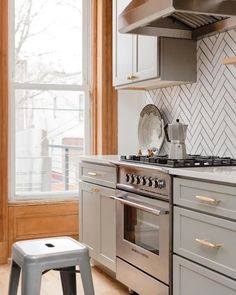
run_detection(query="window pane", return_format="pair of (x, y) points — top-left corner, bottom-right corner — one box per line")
(15, 89), (85, 196)
(15, 0), (83, 84)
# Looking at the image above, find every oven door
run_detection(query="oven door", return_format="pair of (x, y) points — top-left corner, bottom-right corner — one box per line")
(115, 190), (170, 284)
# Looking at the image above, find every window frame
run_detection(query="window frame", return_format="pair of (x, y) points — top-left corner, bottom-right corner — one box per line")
(8, 0), (91, 201)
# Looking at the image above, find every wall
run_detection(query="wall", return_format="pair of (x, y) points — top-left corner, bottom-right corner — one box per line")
(118, 29), (236, 157)
(118, 90), (146, 154)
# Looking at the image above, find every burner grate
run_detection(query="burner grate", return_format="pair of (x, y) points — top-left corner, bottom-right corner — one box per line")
(120, 155), (236, 168)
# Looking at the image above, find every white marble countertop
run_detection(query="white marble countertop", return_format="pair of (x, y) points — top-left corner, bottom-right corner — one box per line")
(79, 155), (236, 185)
(168, 166), (236, 185)
(78, 155), (120, 165)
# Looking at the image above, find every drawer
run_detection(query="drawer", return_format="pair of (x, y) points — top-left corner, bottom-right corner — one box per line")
(79, 162), (116, 188)
(174, 207), (236, 279)
(117, 258), (168, 295)
(174, 178), (236, 220)
(173, 255), (236, 295)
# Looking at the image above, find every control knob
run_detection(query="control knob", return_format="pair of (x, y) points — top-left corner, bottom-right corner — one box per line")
(133, 175), (140, 185)
(125, 174), (129, 182)
(151, 178), (158, 188)
(157, 179), (166, 189)
(139, 176), (146, 186)
(126, 174), (134, 184)
(144, 177), (152, 187)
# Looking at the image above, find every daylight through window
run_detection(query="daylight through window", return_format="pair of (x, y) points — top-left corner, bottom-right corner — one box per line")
(10, 0), (90, 199)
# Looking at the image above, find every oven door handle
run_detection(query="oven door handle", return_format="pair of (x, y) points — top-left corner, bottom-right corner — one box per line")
(114, 196), (169, 216)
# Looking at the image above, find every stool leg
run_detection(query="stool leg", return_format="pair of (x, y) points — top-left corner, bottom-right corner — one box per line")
(8, 260), (21, 295)
(79, 255), (95, 295)
(60, 266), (77, 295)
(21, 265), (42, 295)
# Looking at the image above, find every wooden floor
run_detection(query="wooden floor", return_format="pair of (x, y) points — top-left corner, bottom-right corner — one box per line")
(0, 264), (129, 294)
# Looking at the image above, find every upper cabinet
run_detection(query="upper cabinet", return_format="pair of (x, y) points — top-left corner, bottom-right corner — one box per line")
(113, 0), (133, 86)
(113, 0), (197, 90)
(133, 35), (159, 83)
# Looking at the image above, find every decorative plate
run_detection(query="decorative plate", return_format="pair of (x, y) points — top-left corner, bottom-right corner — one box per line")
(138, 104), (165, 154)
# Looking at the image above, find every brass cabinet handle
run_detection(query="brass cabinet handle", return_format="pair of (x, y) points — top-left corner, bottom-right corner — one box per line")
(195, 195), (220, 205)
(195, 238), (222, 249)
(127, 75), (138, 80)
(87, 172), (98, 176)
(91, 188), (100, 193)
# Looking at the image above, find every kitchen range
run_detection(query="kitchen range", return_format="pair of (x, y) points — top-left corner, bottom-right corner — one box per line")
(115, 164), (171, 294)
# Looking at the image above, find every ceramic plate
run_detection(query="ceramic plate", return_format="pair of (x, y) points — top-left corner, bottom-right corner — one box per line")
(138, 104), (165, 153)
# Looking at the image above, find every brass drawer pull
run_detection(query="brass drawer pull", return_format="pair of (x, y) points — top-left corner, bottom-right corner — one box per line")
(195, 238), (222, 249)
(87, 172), (98, 176)
(127, 75), (138, 80)
(91, 188), (100, 193)
(195, 195), (220, 205)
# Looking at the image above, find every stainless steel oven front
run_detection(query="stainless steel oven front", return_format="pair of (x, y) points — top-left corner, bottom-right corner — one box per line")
(115, 189), (170, 294)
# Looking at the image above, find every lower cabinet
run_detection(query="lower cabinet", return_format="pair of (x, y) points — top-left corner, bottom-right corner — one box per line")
(173, 177), (236, 294)
(79, 181), (116, 272)
(173, 255), (236, 295)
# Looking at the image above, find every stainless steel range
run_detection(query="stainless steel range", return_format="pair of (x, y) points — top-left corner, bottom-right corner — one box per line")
(115, 164), (172, 295)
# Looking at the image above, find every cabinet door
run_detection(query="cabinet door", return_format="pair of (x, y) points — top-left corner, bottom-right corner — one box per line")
(113, 0), (133, 86)
(97, 187), (116, 272)
(173, 255), (236, 295)
(79, 181), (98, 259)
(133, 35), (158, 81)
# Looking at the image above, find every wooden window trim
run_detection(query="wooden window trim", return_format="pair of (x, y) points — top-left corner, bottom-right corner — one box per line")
(0, 0), (9, 263)
(91, 0), (118, 155)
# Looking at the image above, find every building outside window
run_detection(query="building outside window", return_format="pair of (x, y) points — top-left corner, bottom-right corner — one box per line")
(9, 0), (91, 200)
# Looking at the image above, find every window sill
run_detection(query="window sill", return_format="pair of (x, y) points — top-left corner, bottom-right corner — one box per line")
(9, 196), (79, 206)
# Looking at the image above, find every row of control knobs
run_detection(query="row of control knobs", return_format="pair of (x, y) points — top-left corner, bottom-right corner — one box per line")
(125, 174), (165, 189)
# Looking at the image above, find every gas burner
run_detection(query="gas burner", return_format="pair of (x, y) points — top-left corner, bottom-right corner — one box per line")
(120, 155), (236, 168)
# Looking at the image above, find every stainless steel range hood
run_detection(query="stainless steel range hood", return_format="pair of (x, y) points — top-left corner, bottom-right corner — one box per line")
(119, 0), (236, 39)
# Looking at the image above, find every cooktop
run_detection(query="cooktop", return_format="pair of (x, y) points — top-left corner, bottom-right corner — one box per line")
(120, 155), (236, 168)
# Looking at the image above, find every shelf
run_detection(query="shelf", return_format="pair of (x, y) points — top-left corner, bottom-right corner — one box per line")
(222, 56), (236, 65)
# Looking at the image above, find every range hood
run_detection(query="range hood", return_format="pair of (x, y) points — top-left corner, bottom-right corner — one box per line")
(119, 0), (236, 39)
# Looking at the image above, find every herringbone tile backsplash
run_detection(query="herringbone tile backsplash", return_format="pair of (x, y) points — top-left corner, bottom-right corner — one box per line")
(146, 29), (236, 157)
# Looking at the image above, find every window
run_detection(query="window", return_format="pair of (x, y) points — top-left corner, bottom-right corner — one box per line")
(9, 0), (91, 200)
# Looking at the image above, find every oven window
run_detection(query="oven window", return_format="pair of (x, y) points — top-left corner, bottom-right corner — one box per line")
(124, 204), (160, 255)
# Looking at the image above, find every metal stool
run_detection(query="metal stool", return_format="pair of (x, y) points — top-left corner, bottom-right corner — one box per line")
(8, 236), (95, 295)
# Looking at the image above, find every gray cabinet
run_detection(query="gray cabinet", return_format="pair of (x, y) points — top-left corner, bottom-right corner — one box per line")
(174, 178), (236, 220)
(113, 0), (196, 89)
(113, 0), (133, 86)
(79, 181), (98, 257)
(79, 163), (116, 272)
(173, 255), (236, 295)
(133, 35), (158, 82)
(79, 162), (116, 188)
(173, 177), (236, 294)
(97, 188), (116, 271)
(174, 206), (236, 279)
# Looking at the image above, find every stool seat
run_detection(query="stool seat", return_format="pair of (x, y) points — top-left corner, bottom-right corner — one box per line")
(8, 237), (94, 295)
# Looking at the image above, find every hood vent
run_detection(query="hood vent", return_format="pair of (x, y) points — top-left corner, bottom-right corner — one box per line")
(119, 0), (236, 39)
(171, 12), (227, 29)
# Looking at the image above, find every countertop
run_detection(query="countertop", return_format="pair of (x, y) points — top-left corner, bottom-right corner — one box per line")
(79, 155), (236, 185)
(79, 155), (120, 165)
(168, 166), (236, 185)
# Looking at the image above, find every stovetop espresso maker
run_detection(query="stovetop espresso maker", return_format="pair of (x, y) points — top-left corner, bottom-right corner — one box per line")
(164, 119), (188, 159)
